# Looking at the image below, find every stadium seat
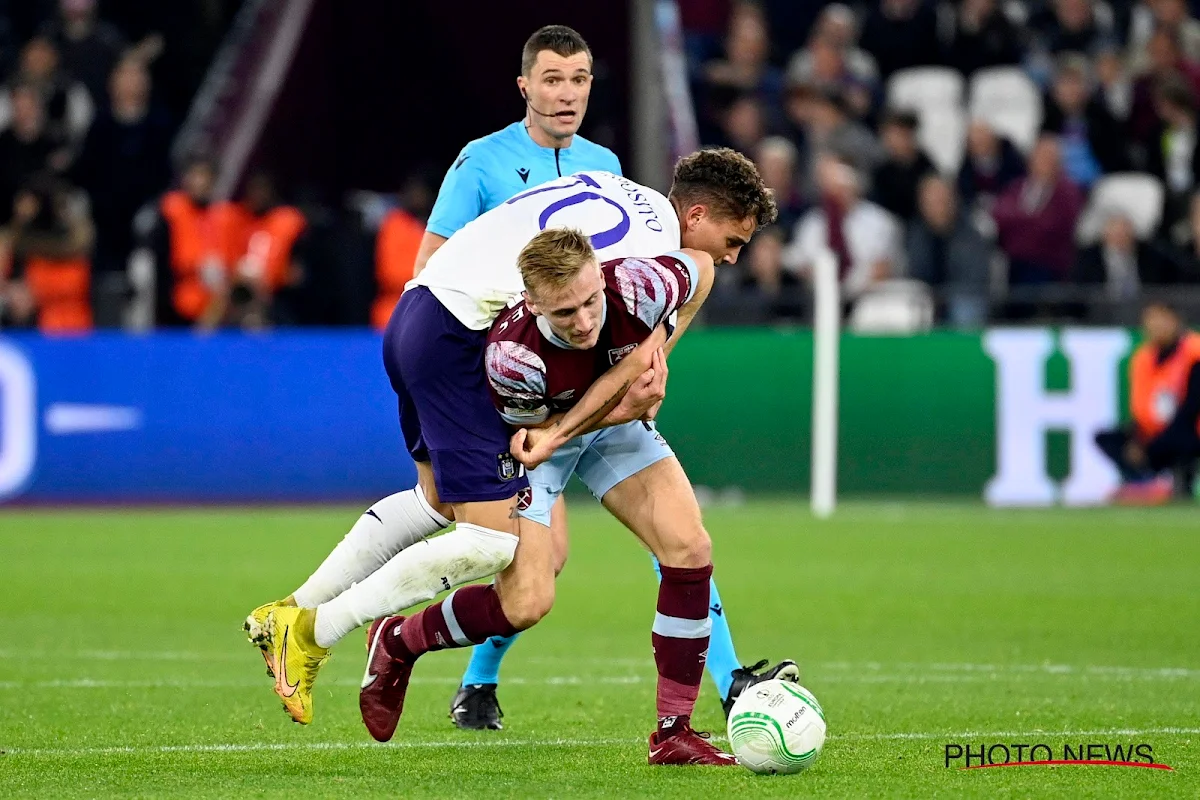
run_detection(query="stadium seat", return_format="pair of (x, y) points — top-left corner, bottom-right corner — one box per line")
(886, 67), (967, 174)
(849, 280), (935, 334)
(887, 67), (964, 115)
(968, 67), (1042, 153)
(1075, 173), (1166, 244)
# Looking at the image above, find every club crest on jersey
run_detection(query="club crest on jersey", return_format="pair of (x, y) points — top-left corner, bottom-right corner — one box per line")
(608, 343), (637, 365)
(497, 452), (519, 481)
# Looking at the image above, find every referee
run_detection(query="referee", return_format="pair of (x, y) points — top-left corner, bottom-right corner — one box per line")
(410, 25), (621, 276)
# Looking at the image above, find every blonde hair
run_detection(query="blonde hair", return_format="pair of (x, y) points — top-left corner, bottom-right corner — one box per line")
(517, 228), (597, 294)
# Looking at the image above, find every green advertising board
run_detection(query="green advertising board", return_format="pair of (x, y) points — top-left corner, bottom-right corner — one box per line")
(655, 328), (1139, 503)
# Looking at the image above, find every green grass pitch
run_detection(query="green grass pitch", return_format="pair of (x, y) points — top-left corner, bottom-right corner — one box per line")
(0, 501), (1197, 798)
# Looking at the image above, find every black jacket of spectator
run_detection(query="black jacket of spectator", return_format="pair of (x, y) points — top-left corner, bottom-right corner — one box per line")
(941, 5), (1024, 76)
(872, 150), (937, 222)
(39, 16), (125, 103)
(0, 129), (54, 224)
(1041, 95), (1131, 174)
(859, 1), (941, 79)
(956, 137), (1026, 207)
(906, 212), (991, 288)
(72, 107), (172, 273)
(1074, 240), (1180, 286)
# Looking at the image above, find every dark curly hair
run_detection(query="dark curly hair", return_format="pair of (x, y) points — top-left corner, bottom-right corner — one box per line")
(668, 148), (778, 229)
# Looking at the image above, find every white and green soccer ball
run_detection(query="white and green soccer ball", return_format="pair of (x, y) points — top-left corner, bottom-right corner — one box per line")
(727, 679), (826, 775)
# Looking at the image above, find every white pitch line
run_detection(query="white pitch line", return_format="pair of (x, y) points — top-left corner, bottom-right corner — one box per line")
(2, 652), (1196, 680)
(5, 727), (1199, 759)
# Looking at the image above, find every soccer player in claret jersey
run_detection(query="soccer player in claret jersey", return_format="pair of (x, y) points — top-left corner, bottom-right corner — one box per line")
(245, 150), (794, 760)
(484, 228), (736, 763)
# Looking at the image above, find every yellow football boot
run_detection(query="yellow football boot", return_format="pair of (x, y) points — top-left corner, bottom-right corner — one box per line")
(243, 599), (292, 678)
(266, 606), (330, 725)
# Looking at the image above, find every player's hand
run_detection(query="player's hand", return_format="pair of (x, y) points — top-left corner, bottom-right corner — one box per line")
(510, 426), (557, 470)
(641, 348), (668, 421)
(607, 348), (667, 425)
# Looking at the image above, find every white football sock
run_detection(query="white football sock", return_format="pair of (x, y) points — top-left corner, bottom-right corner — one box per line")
(312, 523), (518, 648)
(292, 489), (450, 608)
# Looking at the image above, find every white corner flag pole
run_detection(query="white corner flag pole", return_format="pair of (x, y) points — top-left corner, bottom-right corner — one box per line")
(811, 250), (840, 519)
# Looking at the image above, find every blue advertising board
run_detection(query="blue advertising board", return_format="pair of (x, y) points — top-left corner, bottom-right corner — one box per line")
(0, 332), (416, 504)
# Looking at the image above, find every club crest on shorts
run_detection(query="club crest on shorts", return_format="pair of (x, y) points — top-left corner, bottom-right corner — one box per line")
(516, 486), (533, 511)
(497, 452), (518, 481)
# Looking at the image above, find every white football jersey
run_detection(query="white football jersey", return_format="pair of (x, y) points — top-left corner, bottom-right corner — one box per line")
(409, 171), (681, 330)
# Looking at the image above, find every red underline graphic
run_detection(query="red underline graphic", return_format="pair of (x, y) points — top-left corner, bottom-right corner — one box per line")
(963, 760), (1174, 771)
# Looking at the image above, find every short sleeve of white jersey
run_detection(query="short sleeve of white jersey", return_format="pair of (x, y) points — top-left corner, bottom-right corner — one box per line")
(485, 341), (550, 426)
(610, 251), (699, 332)
(410, 171), (681, 330)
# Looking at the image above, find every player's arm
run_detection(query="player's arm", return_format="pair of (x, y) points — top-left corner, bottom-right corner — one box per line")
(662, 247), (715, 358)
(509, 325), (668, 469)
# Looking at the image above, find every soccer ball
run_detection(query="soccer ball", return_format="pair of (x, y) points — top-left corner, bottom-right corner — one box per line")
(727, 679), (826, 775)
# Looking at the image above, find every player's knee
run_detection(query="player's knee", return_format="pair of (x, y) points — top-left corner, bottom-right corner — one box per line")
(506, 584), (555, 631)
(658, 527), (712, 569)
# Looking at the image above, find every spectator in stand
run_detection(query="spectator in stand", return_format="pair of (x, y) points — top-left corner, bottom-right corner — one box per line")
(1163, 192), (1200, 280)
(1075, 212), (1176, 300)
(906, 174), (990, 326)
(712, 224), (806, 323)
(787, 4), (877, 85)
(941, 0), (1024, 77)
(872, 109), (937, 223)
(39, 0), (126, 104)
(1041, 54), (1129, 188)
(753, 135), (806, 231)
(787, 85), (883, 198)
(1095, 44), (1134, 121)
(957, 119), (1027, 210)
(1030, 0), (1114, 57)
(786, 4), (877, 118)
(718, 92), (767, 152)
(219, 172), (308, 329)
(859, 0), (941, 80)
(1129, 27), (1200, 149)
(372, 175), (432, 330)
(1128, 0), (1200, 73)
(0, 175), (93, 332)
(1095, 301), (1200, 503)
(0, 37), (92, 162)
(144, 156), (235, 327)
(788, 36), (875, 120)
(785, 152), (901, 300)
(700, 2), (784, 133)
(1146, 73), (1200, 235)
(0, 85), (55, 224)
(73, 58), (171, 303)
(992, 134), (1085, 285)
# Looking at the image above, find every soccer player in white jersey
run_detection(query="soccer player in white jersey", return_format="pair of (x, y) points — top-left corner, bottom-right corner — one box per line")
(248, 151), (788, 760)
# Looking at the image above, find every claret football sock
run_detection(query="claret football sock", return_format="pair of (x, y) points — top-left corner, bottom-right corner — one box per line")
(653, 563), (713, 726)
(651, 556), (739, 698)
(386, 584), (519, 661)
(293, 489), (450, 608)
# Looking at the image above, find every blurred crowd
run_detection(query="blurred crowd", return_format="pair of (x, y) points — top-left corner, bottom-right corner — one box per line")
(690, 0), (1200, 327)
(0, 0), (242, 332)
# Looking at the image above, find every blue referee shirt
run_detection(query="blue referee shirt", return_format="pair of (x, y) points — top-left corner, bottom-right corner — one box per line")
(425, 120), (623, 240)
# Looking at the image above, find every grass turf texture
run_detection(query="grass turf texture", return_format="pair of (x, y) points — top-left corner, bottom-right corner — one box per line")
(0, 501), (1197, 798)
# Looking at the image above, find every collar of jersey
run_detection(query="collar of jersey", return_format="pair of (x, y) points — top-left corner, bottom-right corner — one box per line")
(516, 120), (576, 154)
(535, 302), (607, 350)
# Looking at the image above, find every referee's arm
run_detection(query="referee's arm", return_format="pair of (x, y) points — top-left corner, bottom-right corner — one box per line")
(412, 147), (486, 276)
